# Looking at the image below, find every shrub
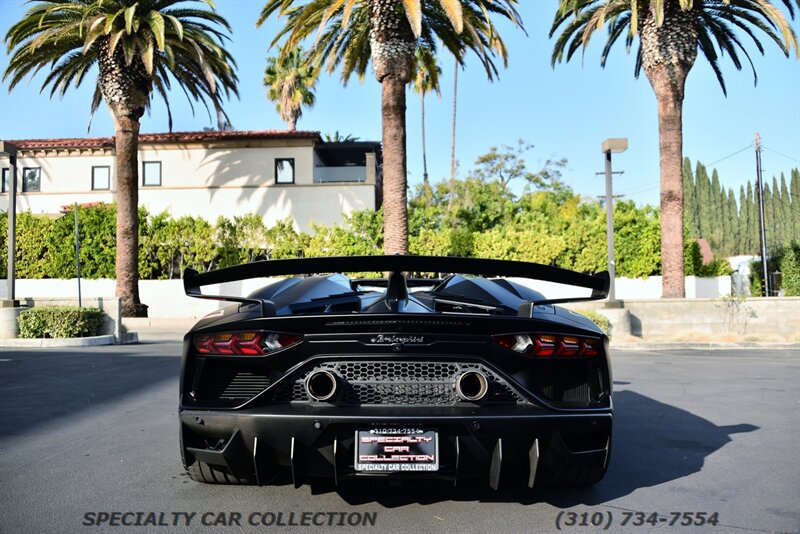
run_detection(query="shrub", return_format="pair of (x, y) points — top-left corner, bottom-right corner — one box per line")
(574, 309), (609, 333)
(779, 242), (800, 296)
(18, 306), (105, 338)
(750, 243), (799, 296)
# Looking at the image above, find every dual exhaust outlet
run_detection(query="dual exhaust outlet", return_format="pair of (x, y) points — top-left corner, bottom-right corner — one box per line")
(304, 369), (489, 402)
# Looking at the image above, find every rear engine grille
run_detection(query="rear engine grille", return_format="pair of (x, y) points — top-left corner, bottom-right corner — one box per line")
(529, 360), (608, 405)
(272, 360), (526, 406)
(194, 361), (271, 403)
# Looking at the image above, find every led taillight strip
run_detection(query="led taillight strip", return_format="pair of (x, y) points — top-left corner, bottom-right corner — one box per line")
(493, 334), (600, 357)
(193, 332), (302, 356)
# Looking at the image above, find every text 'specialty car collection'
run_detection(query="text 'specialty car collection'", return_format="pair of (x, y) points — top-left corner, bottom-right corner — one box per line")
(179, 255), (613, 489)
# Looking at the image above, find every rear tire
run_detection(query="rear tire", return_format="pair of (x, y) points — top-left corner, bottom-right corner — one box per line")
(184, 460), (253, 484)
(545, 459), (608, 486)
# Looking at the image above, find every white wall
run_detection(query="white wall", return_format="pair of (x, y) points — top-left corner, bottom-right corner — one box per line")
(2, 276), (734, 318)
(511, 276), (730, 301)
(0, 143), (375, 231)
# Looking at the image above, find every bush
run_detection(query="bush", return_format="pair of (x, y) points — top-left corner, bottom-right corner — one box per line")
(574, 309), (609, 333)
(749, 243), (799, 296)
(778, 242), (800, 296)
(18, 306), (105, 338)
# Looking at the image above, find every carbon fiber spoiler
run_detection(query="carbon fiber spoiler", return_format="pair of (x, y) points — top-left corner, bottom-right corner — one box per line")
(183, 255), (610, 316)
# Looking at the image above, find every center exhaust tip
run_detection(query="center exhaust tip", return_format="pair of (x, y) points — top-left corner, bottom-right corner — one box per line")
(455, 371), (489, 402)
(305, 370), (338, 401)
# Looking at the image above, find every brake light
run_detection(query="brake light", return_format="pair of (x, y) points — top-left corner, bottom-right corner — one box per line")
(493, 334), (601, 357)
(193, 332), (302, 355)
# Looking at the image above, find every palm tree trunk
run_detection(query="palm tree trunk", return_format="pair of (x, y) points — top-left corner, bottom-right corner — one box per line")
(421, 91), (428, 183)
(640, 3), (697, 298)
(450, 57), (458, 183)
(369, 0), (414, 255)
(382, 76), (409, 254)
(114, 114), (148, 316)
(656, 91), (686, 298)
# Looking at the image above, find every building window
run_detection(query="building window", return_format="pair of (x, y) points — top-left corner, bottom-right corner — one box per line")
(142, 161), (161, 186)
(22, 167), (41, 192)
(92, 166), (111, 190)
(275, 158), (295, 184)
(1, 168), (7, 193)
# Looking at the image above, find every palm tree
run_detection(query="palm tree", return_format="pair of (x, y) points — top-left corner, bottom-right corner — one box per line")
(551, 0), (797, 298)
(324, 131), (361, 142)
(451, 52), (460, 184)
(411, 45), (441, 183)
(4, 0), (238, 316)
(264, 45), (317, 130)
(259, 0), (523, 254)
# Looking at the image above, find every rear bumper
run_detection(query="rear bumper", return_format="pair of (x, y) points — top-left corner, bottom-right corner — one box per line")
(180, 405), (612, 488)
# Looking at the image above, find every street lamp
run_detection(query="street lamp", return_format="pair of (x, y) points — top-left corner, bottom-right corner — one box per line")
(601, 138), (628, 306)
(0, 140), (18, 307)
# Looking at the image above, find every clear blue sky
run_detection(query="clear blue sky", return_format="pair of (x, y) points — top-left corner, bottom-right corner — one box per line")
(0, 0), (798, 207)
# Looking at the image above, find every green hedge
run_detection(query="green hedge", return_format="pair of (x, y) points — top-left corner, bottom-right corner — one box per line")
(749, 242), (800, 296)
(0, 199), (736, 282)
(574, 309), (610, 333)
(17, 306), (105, 338)
(780, 243), (800, 296)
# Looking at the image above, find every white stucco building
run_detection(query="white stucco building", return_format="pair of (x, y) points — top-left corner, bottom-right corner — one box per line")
(0, 130), (381, 231)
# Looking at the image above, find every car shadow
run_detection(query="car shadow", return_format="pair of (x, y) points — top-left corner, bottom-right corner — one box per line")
(0, 345), (179, 439)
(327, 390), (757, 507)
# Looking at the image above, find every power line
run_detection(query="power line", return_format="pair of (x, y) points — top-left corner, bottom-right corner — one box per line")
(706, 143), (754, 167)
(620, 183), (659, 196)
(762, 145), (800, 164)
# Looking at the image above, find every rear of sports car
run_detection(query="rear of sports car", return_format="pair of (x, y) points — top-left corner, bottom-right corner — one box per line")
(178, 256), (613, 489)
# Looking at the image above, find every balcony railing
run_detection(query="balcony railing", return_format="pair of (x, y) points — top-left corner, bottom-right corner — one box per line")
(314, 166), (367, 183)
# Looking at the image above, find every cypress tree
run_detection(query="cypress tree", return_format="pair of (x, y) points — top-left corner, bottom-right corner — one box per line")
(792, 169), (800, 242)
(780, 173), (792, 244)
(726, 189), (738, 256)
(683, 158), (699, 238)
(772, 175), (785, 246)
(747, 182), (757, 254)
(738, 185), (748, 254)
(763, 182), (774, 254)
(710, 169), (724, 253)
(696, 162), (712, 241)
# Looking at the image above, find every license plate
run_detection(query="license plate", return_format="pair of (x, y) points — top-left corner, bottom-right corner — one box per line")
(354, 429), (438, 472)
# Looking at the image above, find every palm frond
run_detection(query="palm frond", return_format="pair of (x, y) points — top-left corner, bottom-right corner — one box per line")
(3, 0), (239, 130)
(551, 0), (798, 92)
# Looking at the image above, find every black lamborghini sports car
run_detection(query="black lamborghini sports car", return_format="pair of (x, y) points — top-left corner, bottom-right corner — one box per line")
(179, 255), (612, 489)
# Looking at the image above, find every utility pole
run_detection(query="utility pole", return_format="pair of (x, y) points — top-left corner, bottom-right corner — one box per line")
(754, 133), (770, 296)
(0, 141), (18, 306)
(601, 138), (628, 306)
(74, 203), (82, 307)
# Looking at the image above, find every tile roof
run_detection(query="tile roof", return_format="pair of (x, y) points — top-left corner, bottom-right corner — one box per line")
(7, 129), (321, 150)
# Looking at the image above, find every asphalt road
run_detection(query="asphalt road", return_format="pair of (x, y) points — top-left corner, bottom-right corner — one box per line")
(0, 342), (798, 534)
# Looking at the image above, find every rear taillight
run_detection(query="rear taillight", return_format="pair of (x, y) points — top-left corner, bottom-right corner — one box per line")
(193, 332), (302, 356)
(493, 334), (601, 357)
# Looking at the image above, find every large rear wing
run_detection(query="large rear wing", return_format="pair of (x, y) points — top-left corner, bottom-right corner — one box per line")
(183, 255), (610, 316)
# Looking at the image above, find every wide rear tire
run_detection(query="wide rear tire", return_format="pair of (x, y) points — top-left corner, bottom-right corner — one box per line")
(184, 460), (254, 484)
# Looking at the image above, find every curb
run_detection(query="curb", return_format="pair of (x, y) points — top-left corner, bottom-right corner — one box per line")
(120, 332), (139, 344)
(0, 332), (140, 347)
(0, 334), (117, 348)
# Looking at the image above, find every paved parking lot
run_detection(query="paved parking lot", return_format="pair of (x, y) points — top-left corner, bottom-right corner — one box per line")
(0, 342), (797, 533)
